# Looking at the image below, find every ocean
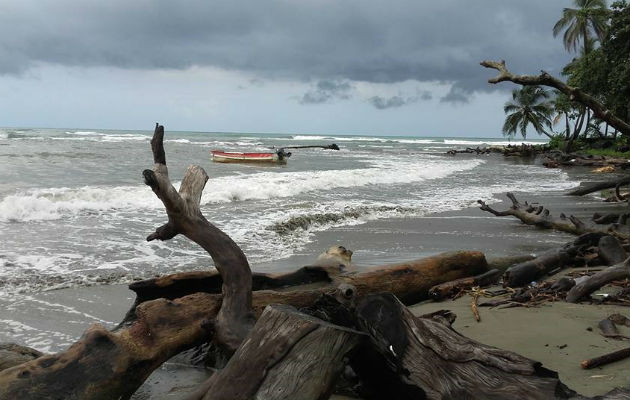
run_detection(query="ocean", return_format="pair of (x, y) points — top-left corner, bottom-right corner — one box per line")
(0, 127), (576, 298)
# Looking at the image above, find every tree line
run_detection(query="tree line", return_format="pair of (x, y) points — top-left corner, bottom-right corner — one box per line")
(502, 0), (629, 152)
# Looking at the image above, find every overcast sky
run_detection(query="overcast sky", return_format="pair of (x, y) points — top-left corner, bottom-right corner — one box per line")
(0, 0), (574, 137)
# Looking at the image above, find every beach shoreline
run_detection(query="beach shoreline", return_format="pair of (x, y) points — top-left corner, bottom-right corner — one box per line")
(1, 154), (628, 398)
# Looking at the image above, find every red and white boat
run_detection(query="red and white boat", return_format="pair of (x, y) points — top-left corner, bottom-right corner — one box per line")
(211, 149), (290, 164)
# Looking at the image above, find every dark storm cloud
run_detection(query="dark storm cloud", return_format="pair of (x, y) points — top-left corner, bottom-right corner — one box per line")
(299, 80), (353, 104)
(368, 89), (431, 109)
(369, 96), (408, 109)
(1, 0), (571, 92)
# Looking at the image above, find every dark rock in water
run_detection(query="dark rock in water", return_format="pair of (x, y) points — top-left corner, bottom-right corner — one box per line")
(268, 206), (413, 235)
(0, 343), (43, 371)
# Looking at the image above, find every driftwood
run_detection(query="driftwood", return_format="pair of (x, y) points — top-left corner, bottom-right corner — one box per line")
(598, 236), (628, 266)
(143, 123), (254, 350)
(581, 347), (630, 370)
(0, 344), (42, 372)
(121, 250), (490, 326)
(187, 304), (362, 400)
(567, 175), (630, 196)
(0, 292), (220, 400)
(428, 269), (502, 300)
(503, 245), (579, 288)
(446, 146), (492, 155)
(478, 193), (630, 240)
(480, 60), (630, 137)
(544, 154), (630, 169)
(566, 258), (630, 303)
(351, 293), (576, 399)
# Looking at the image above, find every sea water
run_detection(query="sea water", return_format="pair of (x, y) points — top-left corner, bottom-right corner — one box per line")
(0, 127), (575, 297)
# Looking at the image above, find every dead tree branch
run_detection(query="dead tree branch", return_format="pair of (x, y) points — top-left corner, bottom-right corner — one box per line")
(143, 123), (254, 350)
(480, 60), (630, 137)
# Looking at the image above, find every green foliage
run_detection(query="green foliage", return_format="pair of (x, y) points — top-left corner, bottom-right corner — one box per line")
(602, 1), (630, 122)
(583, 148), (630, 158)
(553, 0), (608, 54)
(549, 0), (629, 144)
(502, 86), (554, 139)
(546, 134), (565, 149)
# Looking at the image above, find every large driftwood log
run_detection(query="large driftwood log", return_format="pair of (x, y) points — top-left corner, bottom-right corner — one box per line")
(351, 293), (576, 399)
(187, 304), (363, 400)
(598, 236), (628, 266)
(478, 193), (630, 240)
(567, 175), (630, 197)
(566, 258), (630, 303)
(0, 293), (220, 400)
(120, 250), (490, 326)
(0, 250), (487, 399)
(143, 123), (254, 349)
(503, 243), (582, 287)
(480, 60), (630, 137)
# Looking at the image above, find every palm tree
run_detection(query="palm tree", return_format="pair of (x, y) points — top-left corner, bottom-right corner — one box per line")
(553, 0), (608, 54)
(502, 86), (554, 139)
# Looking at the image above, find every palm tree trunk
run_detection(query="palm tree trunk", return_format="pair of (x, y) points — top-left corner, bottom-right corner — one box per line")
(564, 114), (571, 140)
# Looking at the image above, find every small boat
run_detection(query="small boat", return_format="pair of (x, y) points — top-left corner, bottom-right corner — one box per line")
(211, 149), (291, 164)
(211, 144), (339, 165)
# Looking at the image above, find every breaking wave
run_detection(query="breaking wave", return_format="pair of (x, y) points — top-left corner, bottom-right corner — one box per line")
(0, 158), (484, 222)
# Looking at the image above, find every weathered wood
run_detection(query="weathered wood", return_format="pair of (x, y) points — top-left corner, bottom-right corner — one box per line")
(120, 265), (341, 325)
(0, 293), (220, 400)
(143, 124), (255, 350)
(480, 60), (630, 137)
(566, 259), (630, 303)
(581, 347), (630, 370)
(428, 269), (502, 300)
(0, 344), (42, 372)
(121, 250), (489, 325)
(503, 241), (584, 287)
(487, 254), (536, 272)
(598, 236), (628, 266)
(478, 193), (629, 240)
(352, 293), (575, 399)
(188, 304), (363, 400)
(567, 176), (630, 196)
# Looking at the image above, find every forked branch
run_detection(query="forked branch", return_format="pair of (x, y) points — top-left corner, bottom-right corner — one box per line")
(143, 123), (254, 350)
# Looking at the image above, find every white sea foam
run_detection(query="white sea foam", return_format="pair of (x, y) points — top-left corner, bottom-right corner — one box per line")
(200, 157), (484, 203)
(443, 139), (547, 146)
(291, 135), (438, 144)
(0, 185), (162, 222)
(0, 157), (484, 222)
(65, 131), (105, 136)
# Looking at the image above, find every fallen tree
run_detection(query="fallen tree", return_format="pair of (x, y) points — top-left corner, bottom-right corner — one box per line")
(567, 175), (630, 197)
(478, 193), (630, 240)
(350, 294), (577, 399)
(480, 60), (630, 137)
(566, 258), (630, 303)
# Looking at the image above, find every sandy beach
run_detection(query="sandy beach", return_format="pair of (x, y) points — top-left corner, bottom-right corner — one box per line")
(1, 166), (627, 398)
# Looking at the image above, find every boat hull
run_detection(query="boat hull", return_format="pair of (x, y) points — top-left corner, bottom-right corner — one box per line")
(211, 150), (286, 164)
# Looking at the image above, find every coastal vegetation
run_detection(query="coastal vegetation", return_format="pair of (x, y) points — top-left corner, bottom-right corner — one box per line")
(500, 0), (629, 155)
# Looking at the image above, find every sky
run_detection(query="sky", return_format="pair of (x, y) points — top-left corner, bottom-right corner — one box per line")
(0, 0), (575, 137)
